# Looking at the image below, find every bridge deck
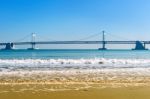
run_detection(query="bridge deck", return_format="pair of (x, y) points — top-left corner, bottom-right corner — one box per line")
(0, 41), (149, 45)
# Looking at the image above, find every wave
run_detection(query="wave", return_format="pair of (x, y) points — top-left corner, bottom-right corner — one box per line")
(0, 58), (150, 88)
(0, 58), (150, 71)
(0, 58), (150, 67)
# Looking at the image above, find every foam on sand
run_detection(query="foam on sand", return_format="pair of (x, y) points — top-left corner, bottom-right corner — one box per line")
(0, 58), (150, 91)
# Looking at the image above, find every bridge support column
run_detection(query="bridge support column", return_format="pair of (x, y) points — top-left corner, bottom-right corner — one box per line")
(133, 41), (148, 50)
(27, 33), (36, 50)
(98, 41), (107, 50)
(5, 43), (14, 50)
(98, 31), (107, 50)
(28, 43), (36, 50)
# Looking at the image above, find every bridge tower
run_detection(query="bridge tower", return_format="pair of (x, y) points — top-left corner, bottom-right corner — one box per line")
(99, 31), (107, 50)
(5, 42), (14, 50)
(133, 41), (148, 50)
(28, 33), (36, 50)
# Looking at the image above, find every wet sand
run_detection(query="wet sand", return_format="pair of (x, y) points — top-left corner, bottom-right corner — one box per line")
(0, 69), (150, 99)
(0, 83), (150, 99)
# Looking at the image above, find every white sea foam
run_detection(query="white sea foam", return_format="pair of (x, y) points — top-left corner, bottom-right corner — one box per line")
(0, 58), (150, 87)
(0, 58), (150, 77)
(0, 58), (150, 70)
(0, 68), (150, 85)
(0, 58), (150, 91)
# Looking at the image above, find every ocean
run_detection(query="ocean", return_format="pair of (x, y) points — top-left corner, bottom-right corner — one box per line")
(0, 49), (150, 69)
(0, 49), (150, 90)
(1, 49), (150, 59)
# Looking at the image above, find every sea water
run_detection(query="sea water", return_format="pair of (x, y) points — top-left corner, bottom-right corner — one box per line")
(0, 49), (150, 71)
(0, 49), (150, 64)
(0, 49), (150, 88)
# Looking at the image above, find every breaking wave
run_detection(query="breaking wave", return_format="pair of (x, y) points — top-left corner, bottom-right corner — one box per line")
(0, 58), (150, 71)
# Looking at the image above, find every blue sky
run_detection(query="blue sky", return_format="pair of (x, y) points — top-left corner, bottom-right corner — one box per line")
(0, 0), (150, 48)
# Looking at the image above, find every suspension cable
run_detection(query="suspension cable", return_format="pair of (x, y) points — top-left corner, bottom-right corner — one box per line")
(73, 32), (103, 41)
(106, 32), (132, 41)
(13, 33), (31, 42)
(36, 34), (57, 41)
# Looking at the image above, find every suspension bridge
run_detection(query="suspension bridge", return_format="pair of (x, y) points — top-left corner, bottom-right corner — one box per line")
(0, 31), (149, 50)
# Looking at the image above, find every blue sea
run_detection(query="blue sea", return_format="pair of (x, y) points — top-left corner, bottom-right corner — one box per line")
(0, 49), (150, 70)
(0, 49), (150, 59)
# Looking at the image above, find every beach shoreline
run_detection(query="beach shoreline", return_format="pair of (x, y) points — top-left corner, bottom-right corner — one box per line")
(0, 50), (150, 99)
(0, 84), (150, 99)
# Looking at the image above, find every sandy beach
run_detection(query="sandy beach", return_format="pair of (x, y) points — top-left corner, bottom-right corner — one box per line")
(0, 69), (150, 99)
(0, 84), (150, 99)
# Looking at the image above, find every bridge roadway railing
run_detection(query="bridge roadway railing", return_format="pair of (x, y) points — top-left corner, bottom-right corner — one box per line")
(0, 41), (150, 45)
(8, 41), (150, 45)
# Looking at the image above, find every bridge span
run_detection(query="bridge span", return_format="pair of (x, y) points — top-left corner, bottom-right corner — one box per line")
(0, 32), (149, 50)
(0, 40), (149, 50)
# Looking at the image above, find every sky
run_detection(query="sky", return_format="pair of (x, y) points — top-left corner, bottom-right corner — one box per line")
(0, 0), (150, 49)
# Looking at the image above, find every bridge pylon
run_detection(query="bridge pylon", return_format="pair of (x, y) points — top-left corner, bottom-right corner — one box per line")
(28, 33), (36, 50)
(98, 31), (107, 50)
(132, 41), (148, 50)
(4, 42), (14, 50)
